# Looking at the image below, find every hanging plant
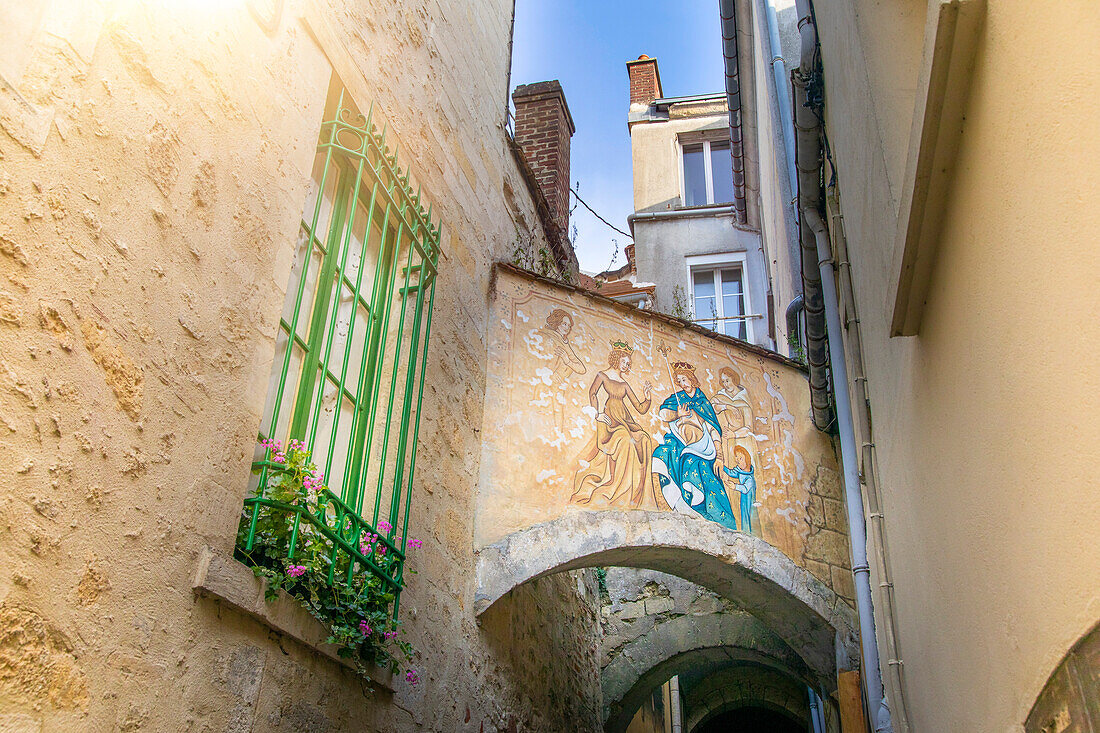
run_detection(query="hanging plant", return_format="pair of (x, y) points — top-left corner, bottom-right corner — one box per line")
(236, 439), (420, 684)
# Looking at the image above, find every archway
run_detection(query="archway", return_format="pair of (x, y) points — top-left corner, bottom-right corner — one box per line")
(601, 609), (812, 723)
(1026, 619), (1100, 732)
(682, 663), (813, 733)
(475, 510), (859, 681)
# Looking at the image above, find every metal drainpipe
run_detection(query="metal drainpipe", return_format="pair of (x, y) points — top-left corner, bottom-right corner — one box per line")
(791, 47), (832, 425)
(785, 293), (804, 358)
(826, 198), (911, 731)
(805, 209), (892, 733)
(764, 0), (798, 194)
(807, 687), (824, 733)
(669, 675), (683, 733)
(719, 0), (748, 224)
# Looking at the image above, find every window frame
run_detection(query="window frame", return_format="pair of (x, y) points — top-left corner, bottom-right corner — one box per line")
(242, 80), (442, 621)
(684, 252), (754, 343)
(678, 136), (734, 208)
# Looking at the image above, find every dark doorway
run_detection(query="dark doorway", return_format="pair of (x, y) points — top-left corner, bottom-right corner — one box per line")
(695, 705), (804, 733)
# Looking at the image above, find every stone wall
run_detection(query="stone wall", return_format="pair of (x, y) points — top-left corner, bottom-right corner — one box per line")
(0, 1), (603, 730)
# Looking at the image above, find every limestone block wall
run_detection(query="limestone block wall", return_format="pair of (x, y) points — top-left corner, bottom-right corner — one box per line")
(600, 568), (739, 670)
(0, 1), (602, 731)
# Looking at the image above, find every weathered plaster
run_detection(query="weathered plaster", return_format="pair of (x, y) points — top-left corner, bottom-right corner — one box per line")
(0, 1), (603, 730)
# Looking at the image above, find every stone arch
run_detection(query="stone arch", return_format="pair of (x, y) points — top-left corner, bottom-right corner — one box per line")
(601, 609), (814, 728)
(605, 646), (808, 733)
(683, 663), (813, 733)
(475, 510), (858, 678)
(1026, 618), (1100, 732)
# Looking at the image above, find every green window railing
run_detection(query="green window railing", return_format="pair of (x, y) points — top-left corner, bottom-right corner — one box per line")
(239, 82), (440, 621)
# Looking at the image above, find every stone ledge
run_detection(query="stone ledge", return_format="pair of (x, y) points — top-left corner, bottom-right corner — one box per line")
(192, 546), (394, 691)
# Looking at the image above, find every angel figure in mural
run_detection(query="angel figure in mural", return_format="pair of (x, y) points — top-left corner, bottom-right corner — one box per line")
(570, 340), (660, 509)
(651, 350), (739, 531)
(712, 366), (761, 535)
(533, 308), (586, 431)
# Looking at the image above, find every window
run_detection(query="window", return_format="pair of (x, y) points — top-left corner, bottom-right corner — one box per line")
(691, 265), (748, 340)
(241, 79), (441, 618)
(681, 139), (735, 207)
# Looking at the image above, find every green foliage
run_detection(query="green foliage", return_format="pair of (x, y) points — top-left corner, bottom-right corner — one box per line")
(236, 441), (415, 679)
(668, 285), (692, 321)
(595, 567), (608, 595)
(510, 233), (572, 285)
(786, 332), (806, 364)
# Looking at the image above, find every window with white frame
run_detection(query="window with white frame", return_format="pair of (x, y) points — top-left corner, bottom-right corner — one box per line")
(691, 265), (748, 340)
(681, 139), (735, 207)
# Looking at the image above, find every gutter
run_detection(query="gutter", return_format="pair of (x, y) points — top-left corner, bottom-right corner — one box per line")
(626, 205), (740, 236)
(719, 0), (748, 224)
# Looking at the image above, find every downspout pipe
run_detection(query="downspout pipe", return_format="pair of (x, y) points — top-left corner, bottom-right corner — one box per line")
(792, 0), (832, 430)
(805, 208), (892, 733)
(764, 0), (798, 194)
(785, 293), (804, 358)
(719, 0), (748, 224)
(828, 200), (911, 731)
(795, 2), (892, 730)
(807, 687), (825, 733)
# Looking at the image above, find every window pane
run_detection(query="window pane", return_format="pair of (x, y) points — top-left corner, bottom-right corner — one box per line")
(720, 268), (746, 339)
(692, 269), (718, 330)
(683, 143), (707, 207)
(307, 371), (356, 496)
(710, 141), (735, 204)
(260, 328), (305, 441)
(301, 153), (341, 241)
(281, 228), (325, 341)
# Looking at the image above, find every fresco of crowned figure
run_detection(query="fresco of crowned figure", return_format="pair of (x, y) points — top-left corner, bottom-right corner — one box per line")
(723, 445), (760, 536)
(570, 341), (664, 509)
(532, 308), (586, 432)
(651, 360), (739, 531)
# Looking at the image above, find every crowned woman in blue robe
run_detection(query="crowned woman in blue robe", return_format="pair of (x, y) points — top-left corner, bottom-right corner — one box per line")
(651, 363), (739, 531)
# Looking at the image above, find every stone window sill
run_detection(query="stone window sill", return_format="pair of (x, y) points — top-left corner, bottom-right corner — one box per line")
(191, 546), (394, 690)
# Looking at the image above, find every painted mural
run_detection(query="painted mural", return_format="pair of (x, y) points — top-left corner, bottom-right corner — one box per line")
(478, 267), (847, 584)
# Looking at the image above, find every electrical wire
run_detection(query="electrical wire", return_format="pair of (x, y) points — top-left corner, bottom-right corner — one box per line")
(570, 187), (633, 240)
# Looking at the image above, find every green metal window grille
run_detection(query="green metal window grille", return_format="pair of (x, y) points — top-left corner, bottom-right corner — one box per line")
(239, 83), (441, 620)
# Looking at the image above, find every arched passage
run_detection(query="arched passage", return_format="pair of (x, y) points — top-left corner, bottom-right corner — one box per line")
(605, 646), (808, 733)
(601, 607), (813, 716)
(683, 663), (813, 733)
(475, 510), (858, 679)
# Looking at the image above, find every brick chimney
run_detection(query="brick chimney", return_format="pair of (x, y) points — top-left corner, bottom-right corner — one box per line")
(626, 54), (662, 107)
(511, 80), (575, 234)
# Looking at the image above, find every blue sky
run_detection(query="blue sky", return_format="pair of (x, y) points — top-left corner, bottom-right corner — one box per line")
(510, 1), (727, 273)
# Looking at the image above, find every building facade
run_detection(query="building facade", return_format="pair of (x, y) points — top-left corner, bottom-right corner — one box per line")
(624, 56), (776, 352)
(791, 0), (1100, 730)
